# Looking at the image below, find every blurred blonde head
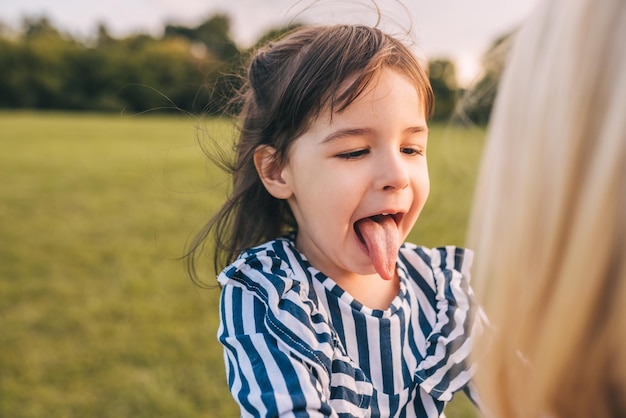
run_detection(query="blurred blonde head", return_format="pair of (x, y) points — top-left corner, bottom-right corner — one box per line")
(468, 0), (626, 416)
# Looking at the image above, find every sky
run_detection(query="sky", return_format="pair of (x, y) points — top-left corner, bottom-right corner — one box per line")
(0, 0), (540, 86)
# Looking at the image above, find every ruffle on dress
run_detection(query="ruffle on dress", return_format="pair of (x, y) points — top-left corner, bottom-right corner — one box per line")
(219, 241), (373, 411)
(398, 245), (481, 402)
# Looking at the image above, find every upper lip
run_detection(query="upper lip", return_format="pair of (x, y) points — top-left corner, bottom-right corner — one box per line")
(356, 210), (404, 225)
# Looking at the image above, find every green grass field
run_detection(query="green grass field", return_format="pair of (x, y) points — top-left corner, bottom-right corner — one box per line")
(0, 111), (485, 417)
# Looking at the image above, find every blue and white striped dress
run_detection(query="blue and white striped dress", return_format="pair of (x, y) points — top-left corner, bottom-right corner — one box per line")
(218, 235), (485, 417)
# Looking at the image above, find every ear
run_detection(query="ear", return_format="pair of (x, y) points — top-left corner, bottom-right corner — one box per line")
(253, 145), (293, 199)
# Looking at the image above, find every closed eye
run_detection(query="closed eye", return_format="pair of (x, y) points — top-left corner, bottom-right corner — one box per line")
(401, 147), (425, 156)
(336, 148), (370, 160)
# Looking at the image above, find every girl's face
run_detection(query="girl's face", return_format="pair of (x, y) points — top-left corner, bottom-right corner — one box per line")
(279, 68), (430, 283)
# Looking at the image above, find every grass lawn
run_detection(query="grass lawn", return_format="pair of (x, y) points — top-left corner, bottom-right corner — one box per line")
(0, 111), (485, 417)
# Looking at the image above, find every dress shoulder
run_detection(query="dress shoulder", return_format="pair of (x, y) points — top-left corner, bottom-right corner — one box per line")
(218, 237), (338, 375)
(398, 244), (483, 401)
(218, 237), (307, 299)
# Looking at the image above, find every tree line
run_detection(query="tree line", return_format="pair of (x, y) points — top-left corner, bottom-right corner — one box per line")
(0, 15), (505, 122)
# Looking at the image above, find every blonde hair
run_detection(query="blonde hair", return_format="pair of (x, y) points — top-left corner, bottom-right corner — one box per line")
(468, 0), (626, 416)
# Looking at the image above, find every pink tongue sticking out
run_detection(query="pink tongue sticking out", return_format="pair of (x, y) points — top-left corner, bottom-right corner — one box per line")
(355, 215), (400, 281)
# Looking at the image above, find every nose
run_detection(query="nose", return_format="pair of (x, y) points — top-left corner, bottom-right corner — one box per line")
(377, 152), (410, 191)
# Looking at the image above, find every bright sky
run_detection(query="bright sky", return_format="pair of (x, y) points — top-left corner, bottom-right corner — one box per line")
(0, 0), (540, 86)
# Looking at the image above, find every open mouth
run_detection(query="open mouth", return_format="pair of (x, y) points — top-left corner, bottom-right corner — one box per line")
(353, 212), (403, 281)
(354, 212), (403, 245)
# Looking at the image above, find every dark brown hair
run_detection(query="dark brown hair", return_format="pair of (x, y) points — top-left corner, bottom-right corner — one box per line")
(186, 24), (434, 284)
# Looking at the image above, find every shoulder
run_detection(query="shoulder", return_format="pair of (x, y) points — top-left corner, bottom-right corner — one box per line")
(218, 237), (311, 298)
(217, 237), (327, 337)
(399, 244), (473, 281)
(398, 244), (474, 301)
(400, 244), (484, 401)
(398, 243), (474, 293)
(218, 237), (336, 371)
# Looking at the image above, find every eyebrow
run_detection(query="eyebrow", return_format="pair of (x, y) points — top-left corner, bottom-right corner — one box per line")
(321, 128), (373, 144)
(320, 125), (427, 144)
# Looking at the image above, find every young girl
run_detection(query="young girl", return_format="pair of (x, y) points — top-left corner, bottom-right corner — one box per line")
(189, 24), (484, 417)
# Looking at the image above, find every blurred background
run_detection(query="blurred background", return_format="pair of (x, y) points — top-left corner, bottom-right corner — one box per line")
(0, 0), (539, 120)
(0, 1), (536, 416)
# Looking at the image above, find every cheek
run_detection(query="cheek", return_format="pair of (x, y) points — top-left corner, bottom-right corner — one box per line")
(413, 165), (430, 189)
(301, 161), (357, 193)
(298, 174), (359, 227)
(422, 176), (431, 201)
(411, 169), (430, 209)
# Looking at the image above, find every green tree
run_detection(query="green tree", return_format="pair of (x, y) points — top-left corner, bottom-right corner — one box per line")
(164, 15), (238, 61)
(22, 16), (60, 39)
(428, 59), (459, 121)
(13, 17), (81, 108)
(111, 35), (213, 113)
(458, 31), (515, 125)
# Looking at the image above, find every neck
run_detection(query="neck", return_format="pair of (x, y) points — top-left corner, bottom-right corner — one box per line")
(333, 273), (400, 310)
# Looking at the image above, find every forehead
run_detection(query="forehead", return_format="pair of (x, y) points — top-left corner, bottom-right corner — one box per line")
(327, 67), (425, 119)
(305, 68), (426, 136)
(330, 65), (424, 111)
